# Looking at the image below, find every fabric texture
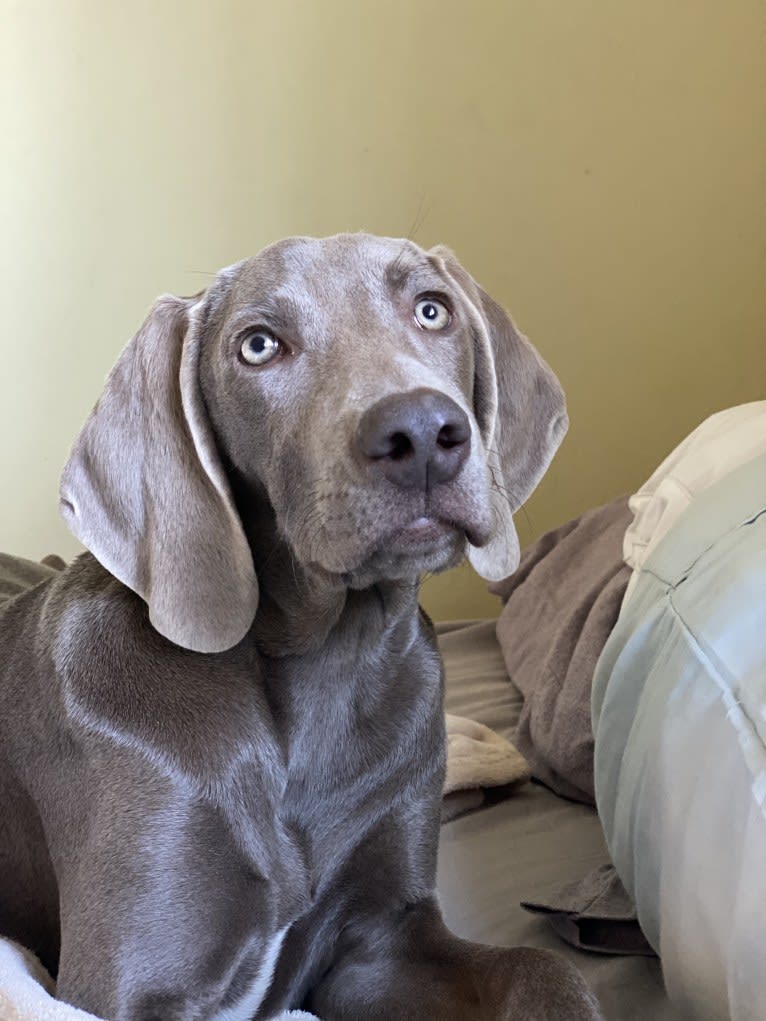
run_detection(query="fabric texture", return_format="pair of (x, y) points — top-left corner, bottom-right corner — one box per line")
(521, 865), (655, 957)
(0, 554), (63, 605)
(593, 451), (766, 1021)
(444, 713), (530, 794)
(442, 712), (530, 821)
(622, 400), (766, 605)
(491, 496), (632, 803)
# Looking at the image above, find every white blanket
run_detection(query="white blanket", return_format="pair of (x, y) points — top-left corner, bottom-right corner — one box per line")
(444, 712), (529, 793)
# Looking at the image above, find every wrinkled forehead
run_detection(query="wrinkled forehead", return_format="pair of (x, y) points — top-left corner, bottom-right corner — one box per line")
(211, 234), (446, 333)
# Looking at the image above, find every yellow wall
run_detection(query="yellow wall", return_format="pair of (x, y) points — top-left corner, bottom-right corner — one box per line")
(3, 1), (765, 621)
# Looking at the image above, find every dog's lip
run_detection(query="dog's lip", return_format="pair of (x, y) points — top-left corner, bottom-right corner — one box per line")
(396, 516), (453, 544)
(371, 513), (487, 557)
(306, 516), (461, 577)
(304, 511), (488, 581)
(381, 514), (490, 554)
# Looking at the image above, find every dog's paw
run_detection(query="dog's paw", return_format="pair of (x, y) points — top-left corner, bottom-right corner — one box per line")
(484, 947), (603, 1020)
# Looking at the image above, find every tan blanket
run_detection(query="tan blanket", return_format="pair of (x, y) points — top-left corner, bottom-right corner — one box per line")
(491, 497), (632, 803)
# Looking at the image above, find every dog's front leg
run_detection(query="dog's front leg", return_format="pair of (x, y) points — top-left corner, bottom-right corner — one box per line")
(53, 796), (289, 1021)
(307, 899), (602, 1021)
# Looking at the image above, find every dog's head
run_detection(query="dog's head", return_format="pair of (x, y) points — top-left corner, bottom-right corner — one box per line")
(60, 235), (567, 652)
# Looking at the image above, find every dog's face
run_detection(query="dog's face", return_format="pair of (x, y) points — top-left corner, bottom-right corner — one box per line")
(198, 235), (499, 586)
(61, 234), (567, 652)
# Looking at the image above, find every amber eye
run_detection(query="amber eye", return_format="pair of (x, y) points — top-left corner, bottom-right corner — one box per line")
(414, 297), (451, 331)
(239, 329), (281, 366)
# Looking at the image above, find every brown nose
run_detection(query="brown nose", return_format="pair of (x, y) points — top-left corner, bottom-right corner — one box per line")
(356, 388), (471, 491)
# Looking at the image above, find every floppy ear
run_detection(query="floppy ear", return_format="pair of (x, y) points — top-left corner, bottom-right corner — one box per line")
(60, 295), (258, 653)
(431, 247), (568, 582)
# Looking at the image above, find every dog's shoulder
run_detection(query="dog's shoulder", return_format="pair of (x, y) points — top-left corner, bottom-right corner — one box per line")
(45, 550), (147, 638)
(34, 553), (280, 784)
(40, 552), (168, 688)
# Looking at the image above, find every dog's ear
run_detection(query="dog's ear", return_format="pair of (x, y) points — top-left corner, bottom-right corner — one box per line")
(430, 247), (568, 582)
(60, 295), (258, 653)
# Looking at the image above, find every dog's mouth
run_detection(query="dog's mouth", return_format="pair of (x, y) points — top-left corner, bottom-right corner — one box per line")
(306, 513), (482, 588)
(386, 515), (455, 552)
(296, 479), (494, 587)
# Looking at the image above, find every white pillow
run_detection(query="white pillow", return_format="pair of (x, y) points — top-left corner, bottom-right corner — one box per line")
(622, 400), (766, 605)
(594, 452), (766, 1021)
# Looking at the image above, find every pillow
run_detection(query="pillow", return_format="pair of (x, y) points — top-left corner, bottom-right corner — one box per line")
(593, 451), (766, 1020)
(622, 400), (766, 604)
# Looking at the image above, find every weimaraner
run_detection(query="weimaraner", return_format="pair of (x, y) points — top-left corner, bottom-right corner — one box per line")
(0, 234), (602, 1020)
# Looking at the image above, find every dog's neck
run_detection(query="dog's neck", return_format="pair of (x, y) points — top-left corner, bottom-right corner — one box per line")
(232, 480), (420, 657)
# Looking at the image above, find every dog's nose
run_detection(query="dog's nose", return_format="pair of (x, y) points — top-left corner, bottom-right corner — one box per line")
(357, 388), (471, 490)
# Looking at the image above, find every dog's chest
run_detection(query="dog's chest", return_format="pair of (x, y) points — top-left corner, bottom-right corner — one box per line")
(265, 626), (444, 884)
(184, 630), (442, 1020)
(209, 927), (289, 1021)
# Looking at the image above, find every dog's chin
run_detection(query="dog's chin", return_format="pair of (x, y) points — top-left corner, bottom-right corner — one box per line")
(338, 518), (467, 588)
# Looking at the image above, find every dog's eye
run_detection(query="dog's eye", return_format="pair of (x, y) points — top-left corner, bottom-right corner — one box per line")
(414, 297), (451, 331)
(239, 329), (282, 366)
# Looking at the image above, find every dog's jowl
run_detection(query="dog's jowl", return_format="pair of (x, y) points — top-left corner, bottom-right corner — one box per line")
(0, 235), (602, 1020)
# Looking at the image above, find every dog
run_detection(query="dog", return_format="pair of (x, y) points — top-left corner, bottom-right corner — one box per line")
(0, 234), (602, 1020)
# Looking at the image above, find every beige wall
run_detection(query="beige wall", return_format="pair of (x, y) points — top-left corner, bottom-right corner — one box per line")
(3, 1), (765, 621)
